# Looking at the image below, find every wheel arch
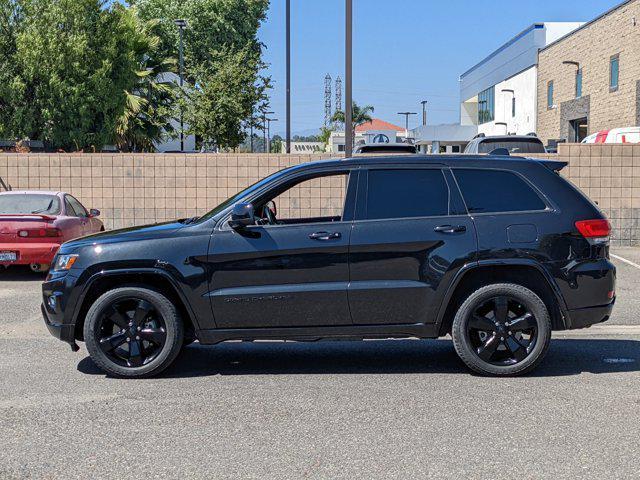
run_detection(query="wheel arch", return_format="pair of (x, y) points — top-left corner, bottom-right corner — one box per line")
(436, 261), (568, 336)
(72, 269), (198, 341)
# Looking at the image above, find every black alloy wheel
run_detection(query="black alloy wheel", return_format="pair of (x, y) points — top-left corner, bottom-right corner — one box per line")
(466, 296), (538, 366)
(84, 287), (184, 378)
(96, 298), (167, 368)
(451, 283), (552, 376)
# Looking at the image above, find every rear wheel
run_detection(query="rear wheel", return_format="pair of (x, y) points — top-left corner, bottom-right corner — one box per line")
(451, 283), (551, 376)
(84, 287), (184, 378)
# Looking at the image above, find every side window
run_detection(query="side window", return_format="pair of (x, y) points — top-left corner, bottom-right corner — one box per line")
(454, 169), (546, 213)
(366, 169), (449, 220)
(261, 172), (348, 223)
(64, 198), (78, 217)
(67, 196), (88, 217)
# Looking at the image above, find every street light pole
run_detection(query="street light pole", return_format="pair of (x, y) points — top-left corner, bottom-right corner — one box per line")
(420, 100), (428, 126)
(262, 111), (274, 153)
(285, 0), (291, 154)
(175, 19), (187, 152)
(397, 112), (417, 138)
(345, 0), (353, 157)
(266, 118), (278, 153)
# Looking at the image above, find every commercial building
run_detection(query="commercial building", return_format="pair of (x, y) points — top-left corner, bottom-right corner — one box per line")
(328, 118), (408, 154)
(460, 22), (583, 137)
(536, 0), (640, 145)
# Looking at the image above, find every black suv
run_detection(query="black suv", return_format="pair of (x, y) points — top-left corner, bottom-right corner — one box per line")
(43, 155), (615, 377)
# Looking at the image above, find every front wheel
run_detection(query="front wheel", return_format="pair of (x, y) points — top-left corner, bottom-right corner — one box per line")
(451, 283), (552, 376)
(84, 287), (184, 378)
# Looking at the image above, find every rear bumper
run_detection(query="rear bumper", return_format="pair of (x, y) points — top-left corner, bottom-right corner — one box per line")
(0, 242), (60, 265)
(565, 298), (615, 330)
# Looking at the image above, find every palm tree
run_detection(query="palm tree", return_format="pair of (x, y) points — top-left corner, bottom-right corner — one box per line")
(115, 18), (177, 152)
(331, 101), (374, 149)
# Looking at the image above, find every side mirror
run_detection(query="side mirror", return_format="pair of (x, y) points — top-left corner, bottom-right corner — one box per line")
(228, 202), (255, 229)
(89, 208), (100, 217)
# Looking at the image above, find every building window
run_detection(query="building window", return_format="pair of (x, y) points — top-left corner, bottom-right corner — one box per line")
(477, 86), (494, 124)
(610, 54), (619, 91)
(512, 97), (516, 117)
(575, 68), (582, 98)
(547, 81), (554, 109)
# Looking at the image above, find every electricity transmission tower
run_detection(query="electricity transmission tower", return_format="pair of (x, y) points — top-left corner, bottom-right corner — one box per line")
(324, 74), (332, 127)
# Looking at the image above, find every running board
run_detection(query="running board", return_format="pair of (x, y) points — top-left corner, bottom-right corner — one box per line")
(197, 323), (440, 345)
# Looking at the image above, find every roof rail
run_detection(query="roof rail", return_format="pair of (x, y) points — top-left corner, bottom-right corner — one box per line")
(472, 133), (486, 139)
(526, 132), (538, 137)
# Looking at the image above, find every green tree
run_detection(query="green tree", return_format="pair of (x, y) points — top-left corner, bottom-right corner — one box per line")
(0, 0), (156, 151)
(331, 101), (375, 131)
(186, 46), (270, 149)
(132, 0), (270, 149)
(270, 134), (282, 153)
(115, 15), (177, 152)
(11, 0), (146, 150)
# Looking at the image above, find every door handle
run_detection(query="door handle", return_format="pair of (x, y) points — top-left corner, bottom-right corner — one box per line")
(309, 231), (341, 240)
(434, 225), (466, 234)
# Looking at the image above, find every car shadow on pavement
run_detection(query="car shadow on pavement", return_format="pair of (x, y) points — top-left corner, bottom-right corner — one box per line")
(0, 266), (46, 281)
(76, 337), (640, 378)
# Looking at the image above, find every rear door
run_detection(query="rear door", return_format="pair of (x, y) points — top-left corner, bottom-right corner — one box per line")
(348, 166), (477, 325)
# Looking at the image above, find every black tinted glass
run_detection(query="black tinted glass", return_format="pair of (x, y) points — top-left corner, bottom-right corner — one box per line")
(454, 169), (546, 213)
(367, 169), (449, 219)
(478, 138), (545, 154)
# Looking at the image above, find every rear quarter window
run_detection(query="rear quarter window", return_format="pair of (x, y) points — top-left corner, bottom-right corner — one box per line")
(453, 169), (547, 213)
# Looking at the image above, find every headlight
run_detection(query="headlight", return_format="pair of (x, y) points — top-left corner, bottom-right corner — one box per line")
(53, 254), (79, 271)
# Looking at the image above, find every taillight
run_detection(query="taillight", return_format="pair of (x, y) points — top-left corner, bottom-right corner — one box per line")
(17, 228), (62, 238)
(575, 219), (611, 243)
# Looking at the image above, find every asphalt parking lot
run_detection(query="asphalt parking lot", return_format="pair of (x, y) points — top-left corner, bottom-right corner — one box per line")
(1, 250), (640, 479)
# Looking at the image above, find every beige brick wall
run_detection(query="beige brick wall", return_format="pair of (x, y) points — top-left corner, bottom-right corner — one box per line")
(1, 146), (639, 245)
(537, 0), (640, 144)
(0, 153), (331, 230)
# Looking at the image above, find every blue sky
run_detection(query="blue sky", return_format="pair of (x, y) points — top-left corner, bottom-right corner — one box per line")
(259, 0), (616, 136)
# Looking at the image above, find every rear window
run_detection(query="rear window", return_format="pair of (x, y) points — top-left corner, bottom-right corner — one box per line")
(453, 169), (546, 213)
(0, 194), (61, 215)
(477, 138), (545, 154)
(366, 169), (449, 219)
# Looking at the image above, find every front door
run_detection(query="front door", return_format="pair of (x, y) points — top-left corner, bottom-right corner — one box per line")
(207, 169), (357, 329)
(348, 167), (477, 325)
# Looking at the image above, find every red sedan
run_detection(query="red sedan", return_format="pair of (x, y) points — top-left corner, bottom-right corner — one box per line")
(0, 191), (104, 272)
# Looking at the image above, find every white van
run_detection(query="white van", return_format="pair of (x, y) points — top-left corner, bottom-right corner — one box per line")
(581, 127), (640, 143)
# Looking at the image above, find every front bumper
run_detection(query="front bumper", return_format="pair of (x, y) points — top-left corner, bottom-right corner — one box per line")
(41, 272), (82, 350)
(0, 242), (60, 266)
(565, 298), (615, 329)
(41, 303), (79, 350)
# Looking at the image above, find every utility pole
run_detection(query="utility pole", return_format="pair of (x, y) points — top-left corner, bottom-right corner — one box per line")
(249, 117), (254, 153)
(262, 111), (274, 153)
(266, 118), (278, 153)
(175, 19), (187, 152)
(398, 112), (417, 138)
(420, 100), (428, 126)
(285, 0), (291, 153)
(345, 0), (353, 157)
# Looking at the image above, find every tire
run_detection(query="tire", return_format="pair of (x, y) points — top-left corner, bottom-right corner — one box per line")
(84, 287), (184, 378)
(451, 283), (552, 376)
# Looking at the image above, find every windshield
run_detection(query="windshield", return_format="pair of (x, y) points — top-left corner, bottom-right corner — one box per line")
(0, 194), (61, 215)
(478, 138), (546, 154)
(196, 167), (293, 222)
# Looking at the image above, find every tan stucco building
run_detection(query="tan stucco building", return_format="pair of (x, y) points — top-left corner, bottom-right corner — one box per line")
(536, 0), (640, 146)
